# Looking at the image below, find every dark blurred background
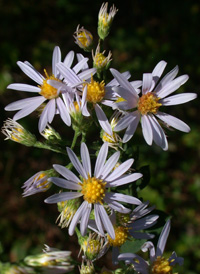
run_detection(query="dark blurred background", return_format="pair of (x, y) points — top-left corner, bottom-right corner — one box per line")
(0, 0), (200, 273)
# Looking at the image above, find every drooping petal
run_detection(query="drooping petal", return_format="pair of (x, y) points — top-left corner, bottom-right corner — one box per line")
(44, 192), (83, 204)
(17, 61), (43, 85)
(68, 201), (88, 236)
(123, 112), (140, 143)
(94, 204), (105, 236)
(56, 97), (71, 126)
(156, 111), (190, 132)
(94, 142), (108, 178)
(141, 241), (155, 263)
(94, 104), (112, 135)
(47, 99), (56, 124)
(141, 115), (153, 145)
(66, 147), (88, 179)
(7, 83), (41, 93)
(49, 177), (81, 190)
(80, 203), (92, 236)
(160, 93), (197, 106)
(38, 103), (49, 132)
(81, 143), (91, 177)
(98, 204), (115, 239)
(53, 164), (80, 183)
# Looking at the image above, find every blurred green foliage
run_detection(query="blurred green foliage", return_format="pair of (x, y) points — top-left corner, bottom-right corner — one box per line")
(0, 0), (200, 273)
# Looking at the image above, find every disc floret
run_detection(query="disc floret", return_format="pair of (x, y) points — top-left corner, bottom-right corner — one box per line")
(80, 175), (106, 204)
(138, 92), (162, 115)
(85, 76), (105, 103)
(107, 226), (129, 247)
(39, 69), (60, 99)
(151, 256), (173, 274)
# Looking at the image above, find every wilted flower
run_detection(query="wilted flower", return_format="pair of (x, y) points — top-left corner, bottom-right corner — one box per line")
(45, 142), (142, 239)
(118, 220), (184, 274)
(79, 260), (95, 274)
(98, 2), (118, 40)
(111, 61), (197, 150)
(2, 118), (36, 146)
(41, 124), (61, 141)
(74, 25), (93, 51)
(24, 245), (73, 274)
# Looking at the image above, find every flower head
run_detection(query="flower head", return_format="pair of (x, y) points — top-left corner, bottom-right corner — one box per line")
(118, 220), (184, 274)
(98, 3), (118, 40)
(2, 118), (36, 146)
(45, 142), (142, 239)
(93, 43), (112, 72)
(74, 25), (93, 52)
(111, 62), (197, 150)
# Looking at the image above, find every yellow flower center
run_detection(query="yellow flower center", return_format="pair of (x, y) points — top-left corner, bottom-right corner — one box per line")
(39, 69), (60, 99)
(85, 76), (105, 103)
(77, 31), (93, 48)
(138, 92), (162, 115)
(94, 53), (107, 67)
(80, 175), (106, 204)
(107, 226), (129, 247)
(100, 14), (109, 27)
(151, 256), (173, 274)
(102, 132), (117, 143)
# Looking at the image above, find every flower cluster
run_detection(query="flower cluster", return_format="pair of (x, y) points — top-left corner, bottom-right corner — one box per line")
(2, 2), (197, 274)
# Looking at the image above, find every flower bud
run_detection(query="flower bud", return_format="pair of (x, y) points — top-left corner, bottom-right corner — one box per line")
(98, 3), (118, 40)
(79, 261), (95, 274)
(93, 43), (112, 73)
(74, 25), (93, 52)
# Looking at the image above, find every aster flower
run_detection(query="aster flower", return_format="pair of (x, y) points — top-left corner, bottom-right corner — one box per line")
(92, 43), (112, 71)
(24, 245), (73, 274)
(111, 61), (197, 150)
(105, 202), (159, 264)
(45, 142), (143, 239)
(118, 220), (184, 274)
(5, 46), (90, 133)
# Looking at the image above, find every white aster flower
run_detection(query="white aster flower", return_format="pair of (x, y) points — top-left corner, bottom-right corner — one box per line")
(45, 142), (142, 239)
(118, 220), (184, 274)
(111, 61), (197, 150)
(5, 46), (90, 133)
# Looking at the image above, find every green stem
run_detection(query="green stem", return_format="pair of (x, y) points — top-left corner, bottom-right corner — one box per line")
(81, 131), (86, 143)
(34, 141), (67, 155)
(70, 129), (80, 150)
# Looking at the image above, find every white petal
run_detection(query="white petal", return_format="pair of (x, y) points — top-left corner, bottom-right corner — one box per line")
(105, 159), (134, 182)
(107, 173), (142, 187)
(94, 204), (105, 235)
(114, 112), (138, 132)
(161, 93), (197, 106)
(156, 75), (189, 98)
(141, 241), (155, 263)
(47, 99), (56, 123)
(156, 220), (171, 257)
(7, 83), (40, 93)
(80, 203), (92, 235)
(154, 65), (179, 93)
(107, 71), (131, 87)
(76, 53), (89, 69)
(131, 215), (159, 231)
(152, 60), (167, 87)
(94, 143), (108, 178)
(98, 204), (115, 239)
(141, 115), (153, 145)
(53, 164), (80, 183)
(142, 73), (153, 94)
(113, 86), (138, 108)
(105, 198), (131, 214)
(110, 68), (138, 99)
(78, 68), (96, 81)
(56, 97), (71, 126)
(5, 96), (45, 111)
(57, 63), (81, 85)
(63, 51), (74, 68)
(107, 192), (141, 205)
(123, 112), (140, 143)
(156, 111), (190, 132)
(68, 201), (88, 236)
(101, 151), (120, 180)
(81, 143), (91, 177)
(38, 103), (49, 132)
(17, 61), (43, 85)
(73, 58), (89, 74)
(66, 147), (88, 179)
(52, 46), (61, 76)
(148, 114), (168, 150)
(45, 192), (83, 203)
(49, 177), (81, 190)
(95, 104), (112, 135)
